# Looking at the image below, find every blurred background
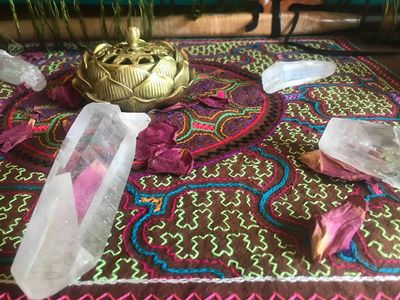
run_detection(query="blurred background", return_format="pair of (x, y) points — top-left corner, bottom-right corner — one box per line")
(0, 0), (399, 72)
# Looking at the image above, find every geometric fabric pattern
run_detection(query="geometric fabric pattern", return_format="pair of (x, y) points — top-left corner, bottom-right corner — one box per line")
(0, 37), (399, 298)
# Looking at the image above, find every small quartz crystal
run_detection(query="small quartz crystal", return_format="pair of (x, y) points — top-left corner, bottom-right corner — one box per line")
(319, 118), (400, 189)
(262, 60), (336, 94)
(11, 103), (150, 299)
(0, 49), (46, 91)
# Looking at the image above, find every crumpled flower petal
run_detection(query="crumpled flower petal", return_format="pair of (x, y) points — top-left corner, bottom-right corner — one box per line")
(311, 194), (367, 262)
(134, 121), (194, 175)
(151, 90), (230, 113)
(0, 118), (35, 153)
(47, 85), (83, 109)
(147, 147), (194, 176)
(62, 119), (72, 135)
(73, 159), (107, 222)
(198, 90), (230, 108)
(198, 96), (229, 108)
(300, 150), (372, 181)
(20, 52), (45, 63)
(136, 122), (177, 161)
(32, 105), (45, 118)
(137, 122), (177, 145)
(152, 102), (192, 113)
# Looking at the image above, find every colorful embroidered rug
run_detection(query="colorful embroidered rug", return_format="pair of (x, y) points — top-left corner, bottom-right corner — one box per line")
(0, 37), (400, 299)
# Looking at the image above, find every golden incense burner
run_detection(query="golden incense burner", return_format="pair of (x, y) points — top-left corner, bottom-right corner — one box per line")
(72, 27), (195, 112)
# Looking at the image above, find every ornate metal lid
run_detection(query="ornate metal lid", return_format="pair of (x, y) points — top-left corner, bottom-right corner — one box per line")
(93, 27), (175, 66)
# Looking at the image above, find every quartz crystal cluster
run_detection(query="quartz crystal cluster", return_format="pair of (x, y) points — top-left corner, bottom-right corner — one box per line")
(0, 49), (46, 91)
(11, 103), (150, 299)
(319, 118), (400, 189)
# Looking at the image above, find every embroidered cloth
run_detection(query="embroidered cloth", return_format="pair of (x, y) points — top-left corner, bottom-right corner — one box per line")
(0, 37), (399, 299)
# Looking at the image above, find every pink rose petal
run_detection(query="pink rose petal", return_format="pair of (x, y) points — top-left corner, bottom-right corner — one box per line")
(47, 85), (83, 109)
(135, 121), (194, 175)
(137, 122), (177, 145)
(198, 91), (230, 108)
(216, 90), (225, 98)
(152, 102), (192, 113)
(72, 160), (107, 222)
(0, 118), (35, 153)
(32, 105), (44, 116)
(147, 147), (194, 176)
(311, 194), (367, 262)
(300, 150), (372, 181)
(135, 122), (177, 161)
(20, 52), (45, 63)
(62, 119), (72, 135)
(198, 97), (229, 108)
(149, 91), (230, 112)
(61, 150), (81, 174)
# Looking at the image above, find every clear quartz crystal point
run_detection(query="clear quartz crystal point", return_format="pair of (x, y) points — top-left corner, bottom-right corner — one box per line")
(0, 49), (46, 91)
(261, 60), (336, 94)
(11, 103), (150, 299)
(319, 118), (400, 189)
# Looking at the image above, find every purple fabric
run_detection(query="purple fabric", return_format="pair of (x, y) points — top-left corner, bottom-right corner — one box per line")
(0, 119), (35, 153)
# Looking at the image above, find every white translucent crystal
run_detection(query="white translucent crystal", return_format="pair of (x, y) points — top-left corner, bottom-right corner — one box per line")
(11, 103), (150, 299)
(319, 118), (400, 189)
(261, 60), (336, 94)
(0, 49), (46, 91)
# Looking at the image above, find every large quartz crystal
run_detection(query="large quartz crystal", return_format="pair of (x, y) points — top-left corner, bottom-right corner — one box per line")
(319, 118), (400, 189)
(262, 60), (336, 94)
(0, 49), (46, 91)
(11, 103), (150, 299)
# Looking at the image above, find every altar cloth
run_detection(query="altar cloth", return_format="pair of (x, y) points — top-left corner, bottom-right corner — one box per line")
(0, 37), (399, 299)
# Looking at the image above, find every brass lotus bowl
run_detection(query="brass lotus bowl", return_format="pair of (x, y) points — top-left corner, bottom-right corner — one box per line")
(72, 27), (196, 112)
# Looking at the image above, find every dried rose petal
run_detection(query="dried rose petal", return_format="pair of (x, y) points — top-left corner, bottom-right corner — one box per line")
(147, 147), (194, 176)
(0, 118), (35, 153)
(135, 121), (194, 175)
(198, 97), (229, 108)
(300, 150), (372, 181)
(311, 194), (367, 262)
(216, 90), (225, 98)
(47, 85), (83, 109)
(137, 122), (177, 145)
(152, 102), (191, 113)
(198, 90), (230, 108)
(72, 160), (107, 222)
(62, 119), (72, 135)
(20, 52), (45, 63)
(149, 90), (230, 113)
(135, 122), (177, 161)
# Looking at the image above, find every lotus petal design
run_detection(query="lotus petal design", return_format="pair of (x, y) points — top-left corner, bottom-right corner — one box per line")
(72, 26), (196, 112)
